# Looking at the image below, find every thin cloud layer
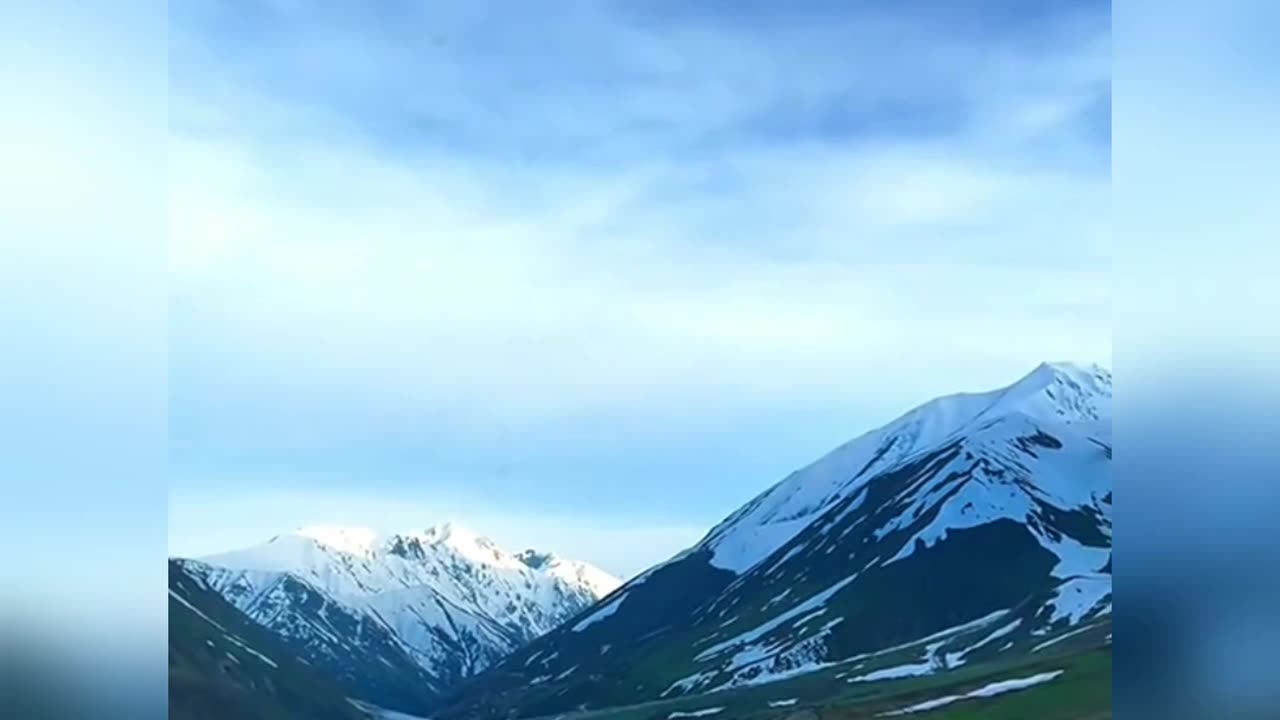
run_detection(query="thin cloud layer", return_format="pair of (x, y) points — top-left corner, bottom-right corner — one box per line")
(168, 0), (1110, 574)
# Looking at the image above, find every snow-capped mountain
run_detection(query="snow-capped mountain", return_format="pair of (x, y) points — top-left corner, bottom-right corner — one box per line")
(700, 360), (1111, 574)
(179, 522), (621, 714)
(434, 362), (1113, 719)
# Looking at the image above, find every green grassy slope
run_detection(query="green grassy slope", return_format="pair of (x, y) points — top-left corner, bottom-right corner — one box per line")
(508, 632), (1110, 720)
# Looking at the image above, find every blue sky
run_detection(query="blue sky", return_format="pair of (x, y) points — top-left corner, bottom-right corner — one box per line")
(167, 0), (1110, 577)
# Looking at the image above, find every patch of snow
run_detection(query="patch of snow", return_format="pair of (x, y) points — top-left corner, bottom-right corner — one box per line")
(707, 518), (812, 574)
(878, 670), (1065, 715)
(695, 575), (857, 661)
(349, 700), (432, 720)
(374, 709), (431, 720)
(762, 544), (807, 574)
(1032, 623), (1095, 653)
(222, 633), (278, 668)
(769, 698), (799, 708)
(1046, 576), (1111, 624)
(375, 710), (430, 720)
(856, 610), (1010, 662)
(965, 618), (1022, 653)
(1041, 538), (1111, 580)
(572, 592), (628, 632)
(730, 658), (837, 690)
(728, 644), (778, 673)
(348, 700), (432, 720)
(847, 659), (934, 683)
(169, 589), (227, 633)
(826, 486), (871, 534)
(668, 708), (725, 718)
(662, 670), (718, 697)
(791, 609), (828, 627)
(857, 616), (1019, 680)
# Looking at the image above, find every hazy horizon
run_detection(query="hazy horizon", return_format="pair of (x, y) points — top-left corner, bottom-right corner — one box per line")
(168, 358), (1109, 577)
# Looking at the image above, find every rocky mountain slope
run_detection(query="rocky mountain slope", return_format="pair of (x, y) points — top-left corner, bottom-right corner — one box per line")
(179, 523), (620, 715)
(434, 362), (1113, 719)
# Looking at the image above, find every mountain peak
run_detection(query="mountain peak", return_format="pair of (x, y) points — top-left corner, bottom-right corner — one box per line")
(1022, 360), (1111, 390)
(241, 523), (511, 569)
(995, 360), (1111, 426)
(699, 361), (1112, 574)
(292, 525), (382, 557)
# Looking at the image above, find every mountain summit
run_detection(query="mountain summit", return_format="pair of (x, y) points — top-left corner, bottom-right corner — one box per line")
(700, 360), (1110, 573)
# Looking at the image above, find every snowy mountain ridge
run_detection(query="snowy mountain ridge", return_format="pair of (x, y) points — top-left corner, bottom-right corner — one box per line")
(183, 521), (621, 704)
(202, 521), (621, 605)
(700, 361), (1111, 573)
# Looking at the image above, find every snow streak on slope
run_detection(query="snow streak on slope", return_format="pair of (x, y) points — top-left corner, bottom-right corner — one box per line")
(699, 362), (1111, 573)
(878, 670), (1065, 715)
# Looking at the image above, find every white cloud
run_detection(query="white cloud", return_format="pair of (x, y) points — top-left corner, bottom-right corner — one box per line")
(168, 0), (1111, 557)
(169, 123), (1109, 434)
